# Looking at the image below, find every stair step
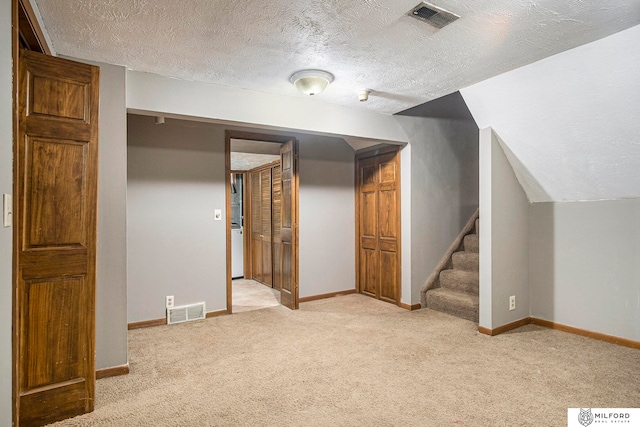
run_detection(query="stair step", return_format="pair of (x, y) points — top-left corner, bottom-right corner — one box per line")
(439, 269), (479, 295)
(475, 218), (479, 235)
(426, 288), (479, 323)
(463, 234), (479, 253)
(452, 251), (479, 272)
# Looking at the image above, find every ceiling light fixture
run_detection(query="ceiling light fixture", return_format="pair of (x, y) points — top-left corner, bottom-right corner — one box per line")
(290, 70), (334, 96)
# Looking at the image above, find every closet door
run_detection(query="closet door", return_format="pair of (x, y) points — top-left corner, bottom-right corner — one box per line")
(250, 170), (263, 283)
(260, 169), (273, 287)
(356, 149), (401, 305)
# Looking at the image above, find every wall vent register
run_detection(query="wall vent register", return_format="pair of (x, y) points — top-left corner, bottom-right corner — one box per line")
(167, 302), (206, 324)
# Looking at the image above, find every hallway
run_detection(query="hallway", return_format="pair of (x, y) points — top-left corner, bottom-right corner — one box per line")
(232, 279), (280, 313)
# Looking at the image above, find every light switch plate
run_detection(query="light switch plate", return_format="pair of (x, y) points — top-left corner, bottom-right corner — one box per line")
(3, 194), (11, 228)
(214, 209), (222, 221)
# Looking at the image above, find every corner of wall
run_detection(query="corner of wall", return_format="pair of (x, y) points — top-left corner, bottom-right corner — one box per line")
(0, 0), (13, 422)
(478, 128), (493, 329)
(480, 128), (531, 330)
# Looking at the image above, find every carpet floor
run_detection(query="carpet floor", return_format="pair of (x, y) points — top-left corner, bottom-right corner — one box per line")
(49, 294), (640, 426)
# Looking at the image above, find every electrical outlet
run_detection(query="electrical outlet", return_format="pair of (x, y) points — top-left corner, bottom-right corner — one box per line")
(509, 295), (516, 311)
(166, 295), (174, 308)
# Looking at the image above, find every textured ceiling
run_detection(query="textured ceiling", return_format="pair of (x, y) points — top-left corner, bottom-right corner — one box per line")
(230, 139), (282, 170)
(34, 0), (640, 114)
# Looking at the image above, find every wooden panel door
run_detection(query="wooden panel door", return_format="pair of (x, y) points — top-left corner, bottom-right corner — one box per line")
(260, 169), (272, 287)
(279, 140), (299, 309)
(356, 149), (401, 305)
(250, 170), (263, 283)
(271, 165), (282, 291)
(16, 50), (99, 426)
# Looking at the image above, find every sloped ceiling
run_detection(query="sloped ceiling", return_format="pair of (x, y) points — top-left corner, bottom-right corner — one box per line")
(461, 24), (640, 202)
(34, 0), (640, 114)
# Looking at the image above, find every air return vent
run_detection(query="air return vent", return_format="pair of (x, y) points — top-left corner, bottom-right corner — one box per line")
(167, 302), (206, 325)
(408, 2), (460, 29)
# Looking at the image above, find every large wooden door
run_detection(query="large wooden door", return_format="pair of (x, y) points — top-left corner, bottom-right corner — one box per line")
(15, 50), (99, 426)
(250, 170), (263, 283)
(260, 169), (272, 287)
(271, 165), (282, 291)
(249, 167), (274, 286)
(279, 140), (298, 309)
(356, 148), (401, 305)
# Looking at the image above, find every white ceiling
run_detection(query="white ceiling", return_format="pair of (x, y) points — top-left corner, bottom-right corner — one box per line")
(230, 139), (282, 170)
(34, 0), (640, 114)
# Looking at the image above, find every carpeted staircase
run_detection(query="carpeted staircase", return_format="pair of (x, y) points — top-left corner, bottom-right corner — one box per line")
(425, 217), (479, 322)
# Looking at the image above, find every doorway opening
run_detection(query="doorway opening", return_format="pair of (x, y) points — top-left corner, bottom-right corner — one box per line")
(225, 132), (299, 314)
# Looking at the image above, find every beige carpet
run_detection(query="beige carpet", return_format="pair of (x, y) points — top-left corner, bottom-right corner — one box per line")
(232, 279), (280, 313)
(50, 294), (639, 426)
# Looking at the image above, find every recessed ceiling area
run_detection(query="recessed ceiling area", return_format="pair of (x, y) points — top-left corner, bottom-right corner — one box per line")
(34, 0), (640, 114)
(230, 139), (281, 171)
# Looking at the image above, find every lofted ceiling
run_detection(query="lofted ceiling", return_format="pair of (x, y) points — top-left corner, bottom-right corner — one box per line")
(34, 0), (640, 114)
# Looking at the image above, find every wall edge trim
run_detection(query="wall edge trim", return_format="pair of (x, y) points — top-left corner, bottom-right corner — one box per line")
(299, 289), (357, 303)
(96, 364), (129, 380)
(128, 310), (230, 330)
(531, 317), (640, 350)
(478, 317), (640, 350)
(399, 302), (422, 311)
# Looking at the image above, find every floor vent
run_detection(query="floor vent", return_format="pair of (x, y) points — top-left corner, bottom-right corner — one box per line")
(408, 2), (460, 29)
(167, 302), (206, 325)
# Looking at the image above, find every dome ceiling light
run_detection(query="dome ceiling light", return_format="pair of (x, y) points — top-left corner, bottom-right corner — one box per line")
(289, 70), (334, 96)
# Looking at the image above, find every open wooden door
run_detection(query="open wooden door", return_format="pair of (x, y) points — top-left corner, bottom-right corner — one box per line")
(271, 165), (282, 291)
(278, 139), (299, 309)
(15, 50), (99, 426)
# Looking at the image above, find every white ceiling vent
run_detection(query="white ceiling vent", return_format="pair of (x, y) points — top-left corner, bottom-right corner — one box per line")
(408, 2), (460, 29)
(167, 302), (206, 325)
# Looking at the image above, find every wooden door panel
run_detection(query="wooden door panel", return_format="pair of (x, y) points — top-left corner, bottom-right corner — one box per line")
(29, 75), (87, 121)
(260, 169), (272, 287)
(25, 137), (87, 248)
(272, 166), (282, 290)
(378, 239), (397, 252)
(250, 171), (262, 282)
(17, 50), (99, 426)
(21, 277), (85, 390)
(279, 140), (298, 309)
(20, 381), (88, 426)
(378, 155), (396, 183)
(360, 248), (377, 296)
(261, 240), (272, 287)
(379, 250), (397, 302)
(250, 171), (261, 240)
(281, 242), (292, 293)
(378, 189), (397, 239)
(361, 191), (376, 238)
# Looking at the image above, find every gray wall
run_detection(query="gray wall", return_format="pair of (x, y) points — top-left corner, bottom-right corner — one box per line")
(488, 131), (530, 328)
(394, 116), (479, 304)
(298, 134), (355, 297)
(127, 115), (227, 321)
(65, 57), (129, 369)
(127, 115), (356, 323)
(93, 62), (128, 369)
(530, 199), (640, 341)
(0, 0), (13, 422)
